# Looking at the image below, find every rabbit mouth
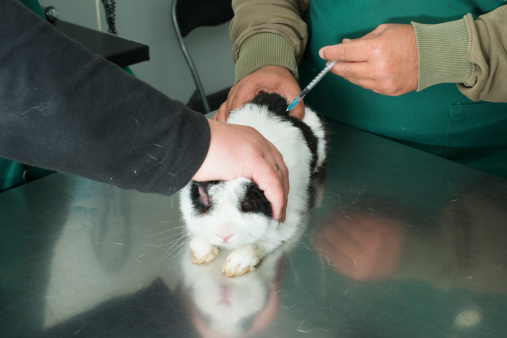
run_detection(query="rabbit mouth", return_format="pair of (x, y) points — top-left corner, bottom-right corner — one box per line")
(218, 233), (234, 245)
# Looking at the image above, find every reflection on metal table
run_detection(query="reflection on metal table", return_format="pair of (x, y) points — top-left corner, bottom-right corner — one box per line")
(1, 119), (507, 337)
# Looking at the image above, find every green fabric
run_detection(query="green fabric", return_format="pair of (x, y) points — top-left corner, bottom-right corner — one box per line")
(18, 0), (44, 19)
(413, 19), (472, 91)
(235, 33), (298, 82)
(122, 66), (135, 76)
(0, 160), (24, 192)
(299, 0), (507, 179)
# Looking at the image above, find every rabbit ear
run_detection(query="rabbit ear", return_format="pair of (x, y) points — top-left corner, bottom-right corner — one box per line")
(198, 184), (210, 208)
(190, 181), (218, 214)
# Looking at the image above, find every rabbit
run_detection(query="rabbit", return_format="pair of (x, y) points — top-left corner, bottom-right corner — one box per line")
(179, 93), (327, 277)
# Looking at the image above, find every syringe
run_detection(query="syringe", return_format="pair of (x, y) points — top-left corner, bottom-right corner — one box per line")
(286, 60), (338, 111)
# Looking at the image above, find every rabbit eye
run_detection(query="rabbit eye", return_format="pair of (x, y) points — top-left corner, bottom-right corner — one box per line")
(240, 183), (272, 217)
(241, 196), (258, 213)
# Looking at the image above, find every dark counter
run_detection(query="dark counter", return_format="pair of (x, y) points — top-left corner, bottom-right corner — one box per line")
(53, 20), (149, 67)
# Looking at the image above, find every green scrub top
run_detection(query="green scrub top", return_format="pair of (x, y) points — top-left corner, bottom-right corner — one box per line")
(299, 0), (507, 179)
(0, 161), (24, 192)
(18, 0), (44, 18)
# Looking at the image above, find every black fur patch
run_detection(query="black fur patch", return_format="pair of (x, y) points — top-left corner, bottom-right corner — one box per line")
(240, 181), (273, 218)
(249, 92), (289, 113)
(248, 93), (321, 171)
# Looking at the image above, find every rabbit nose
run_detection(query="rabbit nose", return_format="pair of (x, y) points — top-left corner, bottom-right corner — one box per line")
(218, 231), (233, 244)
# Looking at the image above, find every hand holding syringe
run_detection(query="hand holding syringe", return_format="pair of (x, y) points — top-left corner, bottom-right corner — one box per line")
(286, 60), (338, 111)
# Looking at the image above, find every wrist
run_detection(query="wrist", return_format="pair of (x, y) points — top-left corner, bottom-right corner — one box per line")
(235, 33), (298, 82)
(192, 118), (215, 182)
(412, 17), (472, 91)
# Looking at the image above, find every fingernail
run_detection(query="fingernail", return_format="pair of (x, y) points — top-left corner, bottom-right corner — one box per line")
(319, 49), (324, 59)
(342, 38), (351, 43)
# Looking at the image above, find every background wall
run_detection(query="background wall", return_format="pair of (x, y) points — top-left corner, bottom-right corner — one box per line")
(38, 0), (236, 106)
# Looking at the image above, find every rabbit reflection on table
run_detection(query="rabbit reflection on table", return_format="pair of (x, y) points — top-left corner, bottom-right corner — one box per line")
(179, 93), (327, 277)
(177, 213), (307, 338)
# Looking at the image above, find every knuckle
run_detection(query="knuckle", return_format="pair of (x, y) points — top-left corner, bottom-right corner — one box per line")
(374, 56), (394, 76)
(337, 46), (349, 61)
(369, 44), (384, 59)
(341, 63), (353, 77)
(376, 62), (390, 76)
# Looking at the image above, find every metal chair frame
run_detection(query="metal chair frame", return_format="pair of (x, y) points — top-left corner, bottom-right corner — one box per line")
(171, 0), (211, 114)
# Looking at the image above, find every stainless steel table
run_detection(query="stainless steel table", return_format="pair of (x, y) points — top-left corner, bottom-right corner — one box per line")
(2, 120), (507, 337)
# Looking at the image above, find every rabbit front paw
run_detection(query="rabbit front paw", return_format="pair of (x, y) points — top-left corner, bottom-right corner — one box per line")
(222, 244), (260, 277)
(190, 236), (219, 265)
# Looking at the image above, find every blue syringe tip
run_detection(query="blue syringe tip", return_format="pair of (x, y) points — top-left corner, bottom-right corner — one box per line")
(286, 98), (299, 111)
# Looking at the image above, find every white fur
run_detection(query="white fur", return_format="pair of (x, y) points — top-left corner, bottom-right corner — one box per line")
(179, 100), (326, 277)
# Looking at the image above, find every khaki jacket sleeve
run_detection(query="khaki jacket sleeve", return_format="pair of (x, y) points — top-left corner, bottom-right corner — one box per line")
(412, 5), (507, 102)
(459, 7), (507, 102)
(230, 0), (309, 82)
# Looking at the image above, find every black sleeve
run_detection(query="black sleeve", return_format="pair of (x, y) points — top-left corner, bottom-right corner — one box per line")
(0, 0), (210, 196)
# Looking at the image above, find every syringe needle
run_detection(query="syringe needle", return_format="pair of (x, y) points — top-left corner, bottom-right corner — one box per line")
(286, 60), (337, 111)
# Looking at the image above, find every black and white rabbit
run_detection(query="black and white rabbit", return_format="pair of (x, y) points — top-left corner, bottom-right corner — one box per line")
(179, 93), (327, 277)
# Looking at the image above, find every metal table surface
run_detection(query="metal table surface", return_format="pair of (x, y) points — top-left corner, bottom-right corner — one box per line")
(1, 119), (507, 337)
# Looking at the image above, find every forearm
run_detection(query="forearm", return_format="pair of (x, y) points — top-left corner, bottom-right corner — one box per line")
(412, 5), (507, 102)
(0, 0), (210, 195)
(231, 0), (308, 81)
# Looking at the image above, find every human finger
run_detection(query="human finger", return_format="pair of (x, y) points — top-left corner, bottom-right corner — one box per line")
(253, 135), (289, 222)
(341, 75), (406, 96)
(319, 39), (372, 62)
(342, 76), (376, 90)
(217, 82), (258, 122)
(228, 83), (259, 113)
(214, 102), (227, 121)
(252, 143), (289, 222)
(270, 142), (289, 221)
(216, 84), (240, 122)
(252, 161), (286, 221)
(330, 61), (372, 80)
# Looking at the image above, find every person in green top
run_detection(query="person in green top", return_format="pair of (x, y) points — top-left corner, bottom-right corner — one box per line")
(216, 0), (507, 179)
